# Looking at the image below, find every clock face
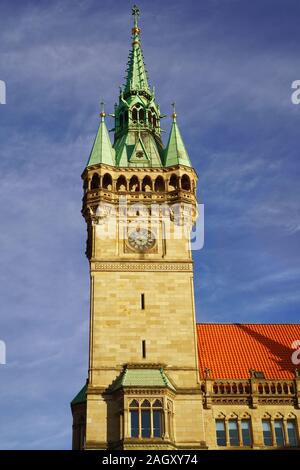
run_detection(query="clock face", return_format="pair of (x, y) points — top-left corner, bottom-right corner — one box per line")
(127, 228), (156, 252)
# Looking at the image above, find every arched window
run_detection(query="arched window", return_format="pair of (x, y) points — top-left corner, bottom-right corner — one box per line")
(91, 173), (100, 190)
(152, 400), (163, 438)
(116, 175), (127, 191)
(129, 400), (139, 438)
(140, 400), (151, 438)
(169, 174), (178, 191)
(181, 174), (191, 191)
(154, 176), (165, 192)
(148, 111), (152, 125)
(139, 108), (145, 122)
(119, 113), (123, 129)
(129, 398), (164, 439)
(132, 108), (138, 122)
(152, 115), (157, 128)
(102, 173), (113, 190)
(129, 175), (140, 192)
(142, 176), (152, 192)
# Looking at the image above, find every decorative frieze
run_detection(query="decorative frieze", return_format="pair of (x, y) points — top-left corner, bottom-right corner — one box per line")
(93, 261), (193, 272)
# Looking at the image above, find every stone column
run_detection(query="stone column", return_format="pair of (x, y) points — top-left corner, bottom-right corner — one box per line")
(238, 418), (243, 447)
(225, 418), (230, 446)
(270, 418), (276, 447)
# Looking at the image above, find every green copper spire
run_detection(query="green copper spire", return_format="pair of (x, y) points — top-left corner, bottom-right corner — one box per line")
(113, 6), (164, 167)
(124, 5), (150, 94)
(164, 103), (192, 167)
(87, 103), (115, 167)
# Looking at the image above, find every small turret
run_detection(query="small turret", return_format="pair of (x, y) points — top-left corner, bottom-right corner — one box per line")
(164, 103), (192, 168)
(86, 102), (115, 167)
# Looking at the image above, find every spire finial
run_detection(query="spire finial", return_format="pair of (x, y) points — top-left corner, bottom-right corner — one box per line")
(132, 5), (140, 27)
(171, 102), (177, 121)
(131, 5), (141, 38)
(100, 101), (106, 121)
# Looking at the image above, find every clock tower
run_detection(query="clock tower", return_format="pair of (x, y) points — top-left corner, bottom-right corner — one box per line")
(71, 6), (206, 450)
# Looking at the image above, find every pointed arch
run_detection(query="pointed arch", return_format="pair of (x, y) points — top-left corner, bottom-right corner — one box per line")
(129, 399), (139, 408)
(91, 173), (100, 190)
(142, 176), (153, 192)
(139, 108), (145, 122)
(169, 174), (178, 190)
(141, 399), (151, 408)
(116, 175), (127, 191)
(102, 173), (113, 190)
(181, 174), (191, 191)
(132, 108), (138, 122)
(154, 176), (165, 192)
(129, 175), (140, 192)
(153, 399), (163, 408)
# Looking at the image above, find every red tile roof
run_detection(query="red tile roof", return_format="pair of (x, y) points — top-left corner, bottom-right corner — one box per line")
(196, 323), (300, 380)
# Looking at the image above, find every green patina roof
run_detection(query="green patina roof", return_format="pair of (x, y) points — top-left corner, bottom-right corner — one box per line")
(114, 131), (163, 167)
(110, 367), (176, 392)
(164, 116), (192, 168)
(86, 7), (192, 170)
(124, 7), (150, 94)
(87, 115), (115, 167)
(71, 383), (87, 406)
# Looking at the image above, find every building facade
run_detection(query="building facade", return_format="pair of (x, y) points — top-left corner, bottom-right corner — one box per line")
(71, 6), (300, 450)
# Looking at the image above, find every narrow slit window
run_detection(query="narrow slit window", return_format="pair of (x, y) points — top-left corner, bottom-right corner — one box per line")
(142, 340), (146, 358)
(141, 293), (145, 310)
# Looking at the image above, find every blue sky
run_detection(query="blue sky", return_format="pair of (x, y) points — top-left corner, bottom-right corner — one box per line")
(0, 0), (299, 450)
